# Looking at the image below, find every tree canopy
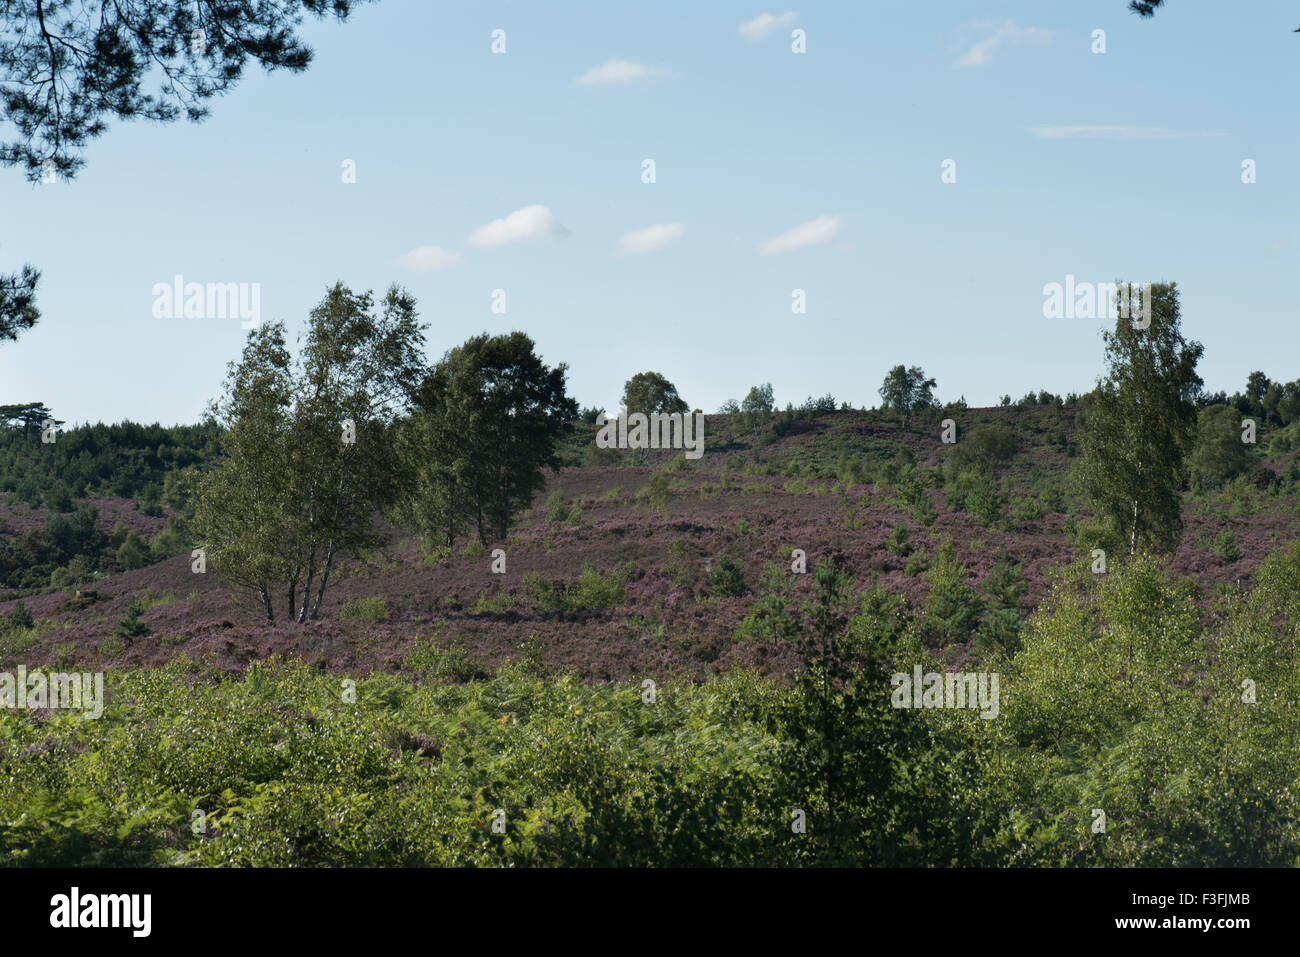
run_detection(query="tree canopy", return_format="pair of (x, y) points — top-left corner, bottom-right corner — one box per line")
(0, 0), (371, 344)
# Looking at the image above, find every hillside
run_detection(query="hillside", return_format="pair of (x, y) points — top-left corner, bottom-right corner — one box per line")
(3, 403), (1297, 682)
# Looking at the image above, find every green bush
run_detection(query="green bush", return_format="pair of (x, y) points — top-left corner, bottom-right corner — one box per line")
(113, 599), (151, 644)
(1213, 530), (1241, 563)
(340, 596), (389, 621)
(708, 557), (747, 597)
(886, 523), (911, 557)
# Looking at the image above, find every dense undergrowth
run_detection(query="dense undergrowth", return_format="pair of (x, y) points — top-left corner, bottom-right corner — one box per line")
(4, 542), (1296, 867)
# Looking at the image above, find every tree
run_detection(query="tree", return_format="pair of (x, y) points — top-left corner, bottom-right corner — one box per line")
(1078, 282), (1203, 554)
(621, 371), (688, 415)
(1189, 405), (1255, 492)
(1130, 0), (1300, 31)
(877, 365), (937, 427)
(403, 331), (577, 547)
(0, 1), (371, 341)
(195, 282), (426, 622)
(0, 266), (40, 344)
(193, 322), (297, 621)
(0, 400), (59, 435)
(923, 539), (983, 645)
(741, 383), (774, 415)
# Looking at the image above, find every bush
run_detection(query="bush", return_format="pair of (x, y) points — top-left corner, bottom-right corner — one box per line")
(896, 470), (935, 526)
(113, 599), (151, 644)
(965, 476), (1002, 525)
(643, 471), (671, 512)
(904, 552), (929, 577)
(545, 490), (572, 523)
(340, 596), (388, 621)
(1190, 404), (1255, 493)
(1213, 530), (1241, 563)
(923, 540), (983, 645)
(886, 524), (911, 557)
(115, 530), (150, 571)
(1013, 496), (1043, 524)
(1, 600), (34, 634)
(708, 558), (747, 597)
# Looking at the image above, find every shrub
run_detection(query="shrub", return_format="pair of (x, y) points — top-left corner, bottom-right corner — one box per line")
(115, 530), (150, 571)
(2, 600), (34, 634)
(1213, 530), (1241, 563)
(904, 552), (929, 577)
(708, 558), (747, 597)
(340, 596), (389, 621)
(923, 540), (983, 645)
(545, 490), (572, 523)
(113, 599), (151, 645)
(965, 476), (1002, 525)
(1013, 496), (1043, 524)
(897, 470), (935, 526)
(643, 471), (671, 511)
(886, 524), (911, 557)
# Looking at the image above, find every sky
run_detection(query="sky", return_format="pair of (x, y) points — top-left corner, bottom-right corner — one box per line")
(2, 0), (1298, 426)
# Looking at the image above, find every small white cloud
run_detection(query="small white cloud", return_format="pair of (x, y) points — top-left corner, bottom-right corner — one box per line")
(739, 12), (797, 41)
(615, 223), (685, 256)
(1266, 237), (1292, 258)
(953, 20), (1051, 68)
(395, 245), (463, 272)
(575, 58), (663, 86)
(758, 214), (841, 256)
(1034, 125), (1228, 140)
(468, 205), (568, 248)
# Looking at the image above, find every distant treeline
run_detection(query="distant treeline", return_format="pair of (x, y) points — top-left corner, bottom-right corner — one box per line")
(0, 420), (222, 508)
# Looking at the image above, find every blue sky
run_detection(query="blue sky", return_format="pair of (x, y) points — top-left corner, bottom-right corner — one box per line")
(2, 0), (1298, 426)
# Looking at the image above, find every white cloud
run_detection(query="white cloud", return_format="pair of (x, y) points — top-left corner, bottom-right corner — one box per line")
(468, 205), (568, 248)
(1034, 125), (1228, 140)
(953, 20), (1051, 68)
(758, 214), (841, 256)
(739, 12), (797, 41)
(615, 223), (685, 256)
(575, 58), (663, 86)
(395, 245), (463, 272)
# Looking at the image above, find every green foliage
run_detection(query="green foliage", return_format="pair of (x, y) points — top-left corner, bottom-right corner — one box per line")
(1190, 404), (1255, 493)
(964, 474), (1002, 525)
(545, 490), (573, 523)
(976, 547), (1026, 654)
(1212, 529), (1240, 563)
(622, 371), (689, 415)
(946, 424), (1017, 476)
(402, 330), (577, 549)
(1, 599), (34, 633)
(642, 471), (671, 512)
(1012, 495), (1043, 524)
(896, 469), (935, 526)
(923, 540), (983, 644)
(5, 543), (1300, 867)
(113, 599), (150, 645)
(195, 285), (427, 622)
(886, 523), (911, 557)
(339, 596), (388, 621)
(1077, 282), (1203, 554)
(878, 364), (937, 427)
(735, 564), (799, 644)
(708, 557), (747, 597)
